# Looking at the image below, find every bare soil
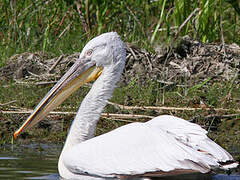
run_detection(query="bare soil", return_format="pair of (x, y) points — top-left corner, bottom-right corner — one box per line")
(1, 36), (240, 85)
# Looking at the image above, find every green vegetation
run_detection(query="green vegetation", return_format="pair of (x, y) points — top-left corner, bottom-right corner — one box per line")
(0, 0), (239, 66)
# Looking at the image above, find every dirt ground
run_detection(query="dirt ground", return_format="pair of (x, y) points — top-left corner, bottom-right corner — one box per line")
(1, 36), (240, 85)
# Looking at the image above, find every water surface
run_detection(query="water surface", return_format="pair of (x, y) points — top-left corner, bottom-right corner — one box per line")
(0, 143), (60, 180)
(0, 143), (239, 180)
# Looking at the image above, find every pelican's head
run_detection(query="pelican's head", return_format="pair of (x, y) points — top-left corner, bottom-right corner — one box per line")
(14, 32), (126, 138)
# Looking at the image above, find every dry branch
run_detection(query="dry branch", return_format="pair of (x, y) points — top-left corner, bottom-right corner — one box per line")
(48, 55), (64, 73)
(102, 117), (135, 123)
(108, 101), (240, 112)
(0, 100), (17, 106)
(128, 46), (138, 60)
(35, 81), (58, 86)
(102, 113), (154, 120)
(0, 110), (154, 120)
(204, 114), (240, 121)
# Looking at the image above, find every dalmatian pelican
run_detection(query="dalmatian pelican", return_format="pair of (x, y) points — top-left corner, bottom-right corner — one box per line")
(14, 32), (238, 179)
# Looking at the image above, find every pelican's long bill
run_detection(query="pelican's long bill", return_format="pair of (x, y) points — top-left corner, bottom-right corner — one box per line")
(14, 59), (103, 138)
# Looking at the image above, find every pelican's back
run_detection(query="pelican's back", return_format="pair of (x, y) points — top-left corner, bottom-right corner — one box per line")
(61, 115), (237, 178)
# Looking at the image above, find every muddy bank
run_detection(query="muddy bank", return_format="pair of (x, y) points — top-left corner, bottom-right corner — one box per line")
(1, 36), (240, 85)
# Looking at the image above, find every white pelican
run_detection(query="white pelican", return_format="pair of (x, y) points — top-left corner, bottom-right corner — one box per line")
(14, 32), (238, 179)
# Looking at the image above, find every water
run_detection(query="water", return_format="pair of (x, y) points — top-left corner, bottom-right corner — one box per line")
(0, 143), (60, 180)
(0, 143), (239, 180)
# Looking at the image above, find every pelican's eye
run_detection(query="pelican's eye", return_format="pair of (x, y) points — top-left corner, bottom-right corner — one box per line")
(85, 49), (93, 57)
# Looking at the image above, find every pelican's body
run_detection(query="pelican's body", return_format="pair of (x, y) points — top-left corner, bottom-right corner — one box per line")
(59, 115), (236, 179)
(14, 32), (238, 179)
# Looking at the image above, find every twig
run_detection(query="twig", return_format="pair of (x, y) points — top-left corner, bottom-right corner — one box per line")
(27, 71), (40, 77)
(48, 55), (64, 73)
(126, 53), (131, 60)
(0, 110), (154, 120)
(128, 47), (138, 60)
(102, 117), (134, 123)
(169, 61), (182, 69)
(0, 100), (17, 106)
(102, 113), (154, 120)
(204, 114), (240, 121)
(107, 101), (240, 112)
(14, 80), (31, 85)
(145, 52), (153, 71)
(175, 8), (200, 39)
(156, 80), (174, 85)
(35, 81), (58, 86)
(57, 22), (72, 41)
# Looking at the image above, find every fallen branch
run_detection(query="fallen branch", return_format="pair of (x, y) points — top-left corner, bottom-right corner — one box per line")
(0, 100), (17, 106)
(102, 113), (153, 120)
(35, 81), (58, 86)
(128, 47), (138, 60)
(204, 114), (240, 121)
(48, 55), (64, 73)
(102, 117), (135, 123)
(0, 110), (154, 120)
(107, 101), (240, 112)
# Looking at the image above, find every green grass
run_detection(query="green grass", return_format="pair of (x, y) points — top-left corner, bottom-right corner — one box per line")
(0, 0), (239, 67)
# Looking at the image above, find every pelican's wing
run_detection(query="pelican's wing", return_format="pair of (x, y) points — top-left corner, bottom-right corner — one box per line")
(145, 115), (234, 162)
(62, 115), (234, 178)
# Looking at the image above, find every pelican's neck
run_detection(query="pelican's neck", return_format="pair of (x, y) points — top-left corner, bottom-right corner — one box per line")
(62, 61), (124, 150)
(58, 63), (124, 178)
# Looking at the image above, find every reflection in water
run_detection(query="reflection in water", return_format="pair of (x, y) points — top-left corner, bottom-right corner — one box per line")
(0, 143), (60, 180)
(0, 143), (239, 180)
